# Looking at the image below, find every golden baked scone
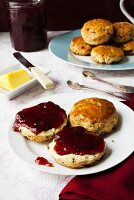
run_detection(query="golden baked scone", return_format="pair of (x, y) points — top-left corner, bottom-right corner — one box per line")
(13, 101), (67, 142)
(91, 45), (124, 64)
(49, 126), (106, 168)
(68, 98), (118, 135)
(81, 19), (113, 45)
(112, 22), (134, 43)
(122, 40), (134, 55)
(70, 36), (92, 55)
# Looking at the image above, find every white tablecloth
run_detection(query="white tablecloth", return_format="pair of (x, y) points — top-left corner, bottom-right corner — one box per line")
(0, 32), (134, 200)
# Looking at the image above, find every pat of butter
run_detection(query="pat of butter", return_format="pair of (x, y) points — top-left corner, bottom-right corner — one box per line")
(0, 69), (31, 91)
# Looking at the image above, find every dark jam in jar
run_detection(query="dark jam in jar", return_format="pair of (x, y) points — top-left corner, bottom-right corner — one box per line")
(7, 0), (47, 52)
(13, 101), (67, 134)
(54, 126), (105, 155)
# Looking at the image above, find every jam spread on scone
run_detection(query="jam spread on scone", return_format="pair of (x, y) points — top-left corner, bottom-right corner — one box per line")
(13, 101), (67, 135)
(54, 126), (105, 156)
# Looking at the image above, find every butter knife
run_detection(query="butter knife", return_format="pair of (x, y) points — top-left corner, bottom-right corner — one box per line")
(13, 52), (54, 89)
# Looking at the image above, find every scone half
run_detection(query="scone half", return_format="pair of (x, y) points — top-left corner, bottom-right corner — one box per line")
(13, 101), (67, 142)
(49, 127), (106, 168)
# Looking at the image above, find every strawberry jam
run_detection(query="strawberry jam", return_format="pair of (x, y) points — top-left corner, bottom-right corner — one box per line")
(35, 157), (54, 167)
(54, 127), (105, 155)
(13, 101), (67, 134)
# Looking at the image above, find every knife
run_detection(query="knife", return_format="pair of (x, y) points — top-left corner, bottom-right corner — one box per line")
(13, 52), (54, 89)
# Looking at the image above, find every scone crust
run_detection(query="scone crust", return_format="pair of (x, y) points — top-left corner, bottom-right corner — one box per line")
(81, 19), (113, 45)
(70, 36), (92, 55)
(91, 45), (124, 64)
(122, 40), (134, 55)
(69, 97), (118, 135)
(112, 22), (134, 43)
(49, 140), (106, 168)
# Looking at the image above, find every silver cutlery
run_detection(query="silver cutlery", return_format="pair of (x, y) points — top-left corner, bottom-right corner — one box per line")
(82, 70), (134, 93)
(67, 80), (131, 100)
(13, 52), (54, 89)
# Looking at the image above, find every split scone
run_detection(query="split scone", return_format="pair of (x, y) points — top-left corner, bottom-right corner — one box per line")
(49, 126), (106, 168)
(68, 97), (118, 135)
(81, 19), (113, 45)
(13, 101), (67, 142)
(70, 36), (93, 55)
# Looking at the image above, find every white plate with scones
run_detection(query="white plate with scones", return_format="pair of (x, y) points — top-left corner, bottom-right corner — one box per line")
(8, 92), (134, 175)
(49, 29), (134, 70)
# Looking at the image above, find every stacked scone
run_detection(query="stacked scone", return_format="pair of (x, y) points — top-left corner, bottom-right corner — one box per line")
(70, 19), (134, 64)
(13, 98), (119, 169)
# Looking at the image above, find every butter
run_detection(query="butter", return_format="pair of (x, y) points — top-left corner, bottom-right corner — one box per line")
(0, 69), (31, 91)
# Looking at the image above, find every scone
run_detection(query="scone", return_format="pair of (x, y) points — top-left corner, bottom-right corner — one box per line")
(122, 40), (134, 55)
(91, 45), (124, 64)
(13, 101), (67, 142)
(70, 36), (92, 55)
(112, 22), (134, 43)
(49, 126), (106, 168)
(81, 19), (113, 45)
(68, 97), (118, 135)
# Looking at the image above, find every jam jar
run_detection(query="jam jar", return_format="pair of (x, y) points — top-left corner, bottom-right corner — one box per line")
(6, 0), (47, 52)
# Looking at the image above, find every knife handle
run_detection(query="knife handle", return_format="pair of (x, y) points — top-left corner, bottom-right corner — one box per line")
(30, 67), (54, 89)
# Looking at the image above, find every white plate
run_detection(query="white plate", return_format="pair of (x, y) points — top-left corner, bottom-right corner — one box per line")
(8, 92), (134, 175)
(0, 64), (48, 100)
(49, 30), (134, 70)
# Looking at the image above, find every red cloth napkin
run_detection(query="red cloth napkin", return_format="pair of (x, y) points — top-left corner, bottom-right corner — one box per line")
(59, 94), (134, 200)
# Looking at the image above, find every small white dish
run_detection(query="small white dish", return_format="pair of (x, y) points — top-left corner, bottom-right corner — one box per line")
(0, 64), (48, 100)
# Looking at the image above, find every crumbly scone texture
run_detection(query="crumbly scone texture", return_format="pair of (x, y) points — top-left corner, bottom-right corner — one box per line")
(122, 40), (134, 55)
(19, 118), (67, 142)
(81, 19), (113, 45)
(91, 45), (124, 64)
(48, 140), (106, 168)
(112, 22), (134, 43)
(70, 36), (92, 55)
(69, 97), (118, 135)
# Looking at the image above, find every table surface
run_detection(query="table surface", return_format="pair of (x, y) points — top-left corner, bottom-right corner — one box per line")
(0, 31), (134, 200)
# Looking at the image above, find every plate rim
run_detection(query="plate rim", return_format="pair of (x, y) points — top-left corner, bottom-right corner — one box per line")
(49, 29), (134, 71)
(8, 92), (134, 175)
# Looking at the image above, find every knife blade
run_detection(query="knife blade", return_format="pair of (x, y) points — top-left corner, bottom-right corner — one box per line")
(13, 52), (54, 89)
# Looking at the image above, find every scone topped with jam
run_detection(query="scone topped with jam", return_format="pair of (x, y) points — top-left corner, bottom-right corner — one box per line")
(68, 97), (118, 135)
(13, 101), (67, 142)
(49, 126), (106, 168)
